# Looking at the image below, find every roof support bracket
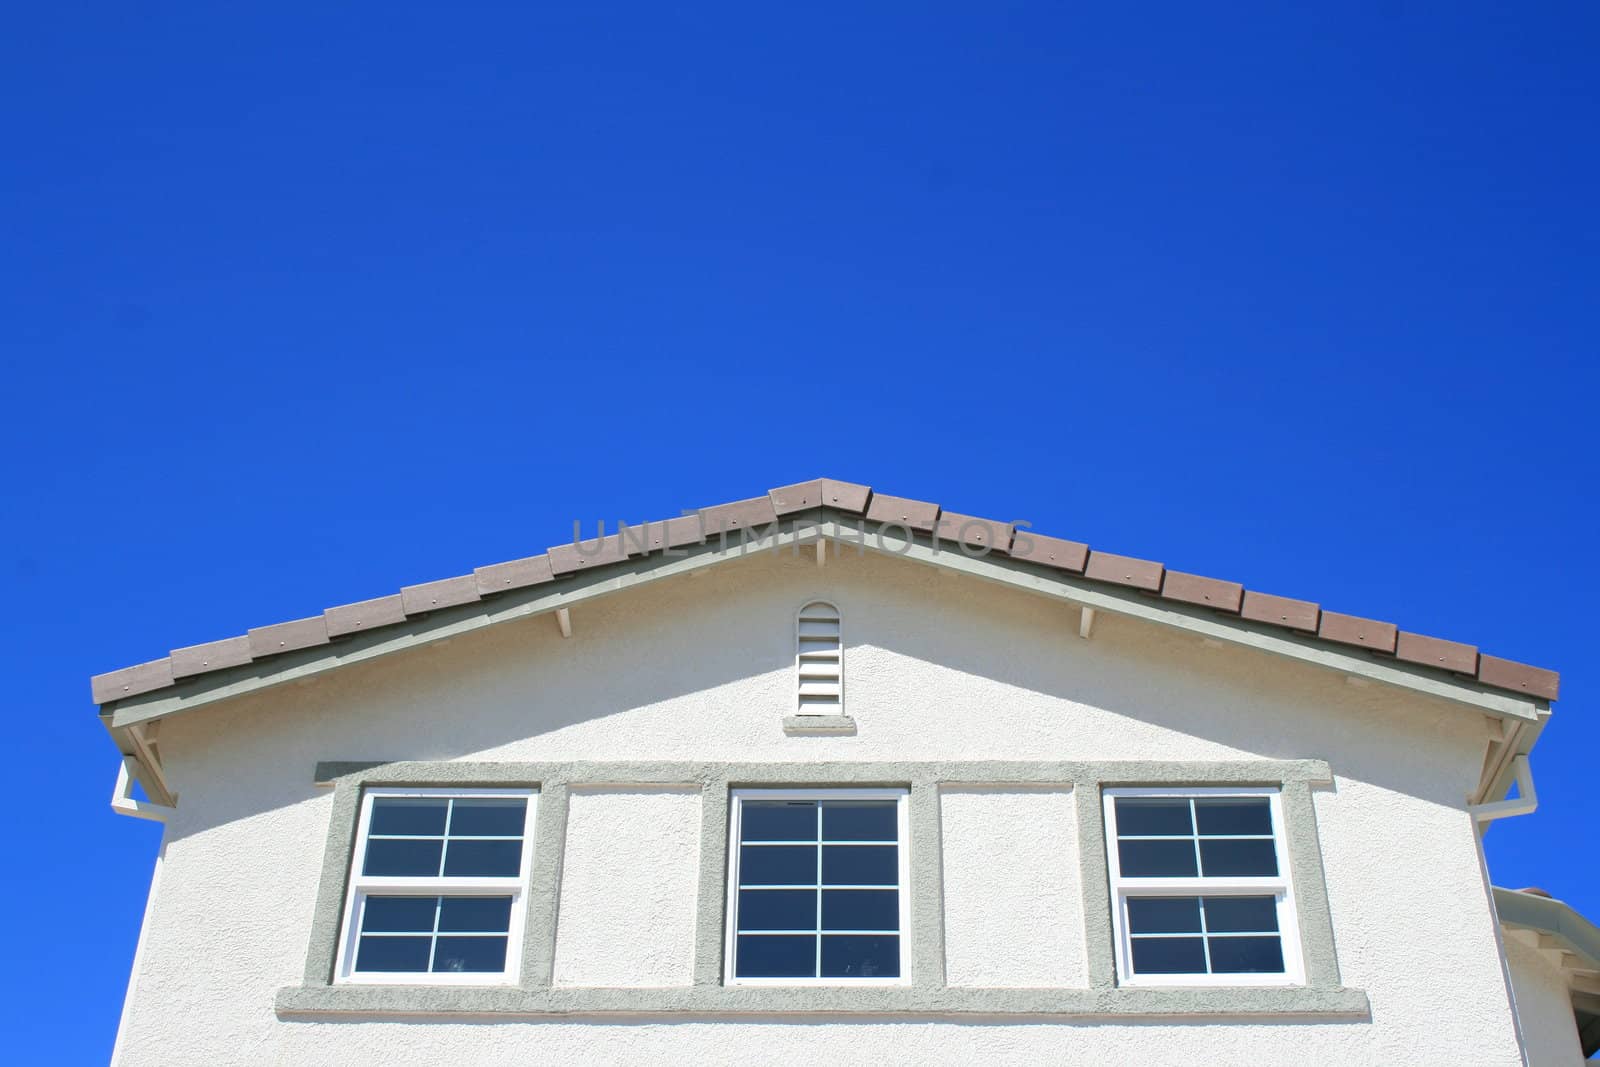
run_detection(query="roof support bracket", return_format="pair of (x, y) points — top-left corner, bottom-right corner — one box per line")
(1470, 754), (1537, 824)
(111, 756), (176, 823)
(1078, 607), (1096, 640)
(555, 608), (572, 639)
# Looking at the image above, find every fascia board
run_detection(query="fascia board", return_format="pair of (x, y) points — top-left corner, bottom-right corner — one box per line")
(105, 511), (1542, 729)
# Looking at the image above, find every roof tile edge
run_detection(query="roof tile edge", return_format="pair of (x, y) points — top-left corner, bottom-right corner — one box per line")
(88, 477), (1561, 705)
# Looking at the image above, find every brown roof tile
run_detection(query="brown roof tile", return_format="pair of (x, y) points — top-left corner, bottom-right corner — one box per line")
(1013, 532), (1089, 573)
(473, 554), (555, 596)
(699, 496), (780, 535)
(1476, 654), (1559, 701)
(1161, 571), (1244, 612)
(325, 594), (407, 637)
(170, 636), (254, 679)
(1396, 632), (1478, 674)
(548, 532), (631, 574)
(400, 575), (481, 615)
(1084, 551), (1164, 592)
(90, 657), (175, 704)
(1241, 591), (1320, 633)
(769, 479), (825, 516)
(934, 511), (1014, 555)
(247, 616), (330, 657)
(818, 479), (872, 514)
(1317, 611), (1397, 654)
(864, 493), (940, 533)
(769, 478), (871, 516)
(663, 514), (707, 548)
(87, 477), (1561, 706)
(612, 519), (683, 554)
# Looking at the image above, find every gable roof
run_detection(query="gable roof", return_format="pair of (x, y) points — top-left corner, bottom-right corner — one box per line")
(89, 476), (1561, 709)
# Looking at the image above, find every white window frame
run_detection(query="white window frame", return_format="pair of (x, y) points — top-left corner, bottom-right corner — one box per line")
(335, 786), (538, 986)
(1103, 785), (1304, 988)
(723, 787), (911, 987)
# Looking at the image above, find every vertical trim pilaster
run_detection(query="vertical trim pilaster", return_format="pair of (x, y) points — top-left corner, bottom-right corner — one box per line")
(693, 775), (732, 986)
(1074, 779), (1118, 989)
(910, 777), (946, 988)
(1282, 778), (1342, 988)
(522, 778), (569, 988)
(303, 778), (362, 984)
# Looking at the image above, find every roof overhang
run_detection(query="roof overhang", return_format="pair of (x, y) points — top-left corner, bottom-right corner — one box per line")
(99, 510), (1547, 806)
(101, 512), (1548, 729)
(1495, 887), (1600, 1057)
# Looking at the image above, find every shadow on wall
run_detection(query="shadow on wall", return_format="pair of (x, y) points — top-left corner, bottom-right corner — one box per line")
(152, 547), (1480, 840)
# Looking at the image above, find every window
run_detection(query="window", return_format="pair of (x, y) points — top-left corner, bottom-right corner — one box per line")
(1103, 787), (1303, 987)
(336, 787), (536, 985)
(795, 601), (842, 714)
(724, 788), (909, 984)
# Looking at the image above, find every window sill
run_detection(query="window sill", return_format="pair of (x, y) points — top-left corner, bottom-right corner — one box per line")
(276, 983), (1370, 1019)
(782, 715), (856, 735)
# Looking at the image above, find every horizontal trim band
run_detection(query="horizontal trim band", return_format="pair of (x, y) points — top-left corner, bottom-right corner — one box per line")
(276, 982), (1371, 1019)
(312, 758), (1334, 789)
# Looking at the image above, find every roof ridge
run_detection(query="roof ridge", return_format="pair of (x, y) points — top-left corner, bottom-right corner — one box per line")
(89, 477), (1560, 705)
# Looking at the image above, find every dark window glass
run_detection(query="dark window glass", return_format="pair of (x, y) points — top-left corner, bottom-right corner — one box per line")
(448, 798), (527, 837)
(822, 890), (899, 932)
(1114, 798), (1192, 836)
(1203, 896), (1278, 934)
(821, 935), (900, 978)
(741, 802), (818, 842)
(1118, 839), (1198, 878)
(361, 896), (437, 933)
(740, 845), (816, 886)
(736, 934), (816, 977)
(821, 802), (897, 842)
(363, 838), (443, 877)
(1194, 798), (1272, 837)
(437, 896), (514, 933)
(1130, 936), (1207, 974)
(1207, 935), (1284, 973)
(822, 845), (897, 886)
(369, 797), (448, 836)
(356, 935), (432, 972)
(432, 936), (508, 973)
(1198, 839), (1277, 877)
(737, 890), (816, 932)
(1126, 896), (1201, 935)
(443, 839), (523, 877)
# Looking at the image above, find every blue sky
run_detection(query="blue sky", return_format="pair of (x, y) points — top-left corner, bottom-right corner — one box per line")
(3, 3), (1595, 1059)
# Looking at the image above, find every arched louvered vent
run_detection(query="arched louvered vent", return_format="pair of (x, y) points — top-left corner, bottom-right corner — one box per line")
(796, 601), (842, 714)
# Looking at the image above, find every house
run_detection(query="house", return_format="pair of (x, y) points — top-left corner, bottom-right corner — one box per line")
(95, 478), (1597, 1065)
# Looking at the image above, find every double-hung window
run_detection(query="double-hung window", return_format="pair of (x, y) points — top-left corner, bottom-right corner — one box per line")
(724, 788), (910, 984)
(1104, 787), (1302, 986)
(336, 787), (536, 984)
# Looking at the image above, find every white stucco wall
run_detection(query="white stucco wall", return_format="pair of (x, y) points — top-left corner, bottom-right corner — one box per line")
(1504, 933), (1584, 1066)
(939, 786), (1082, 988)
(113, 547), (1526, 1065)
(553, 786), (702, 988)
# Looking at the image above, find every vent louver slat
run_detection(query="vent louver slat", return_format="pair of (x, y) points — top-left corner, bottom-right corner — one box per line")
(795, 601), (841, 715)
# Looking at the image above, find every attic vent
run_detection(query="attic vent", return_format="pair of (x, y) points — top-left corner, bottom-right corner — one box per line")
(795, 601), (842, 714)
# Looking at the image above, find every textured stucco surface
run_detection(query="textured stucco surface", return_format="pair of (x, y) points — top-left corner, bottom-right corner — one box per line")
(113, 548), (1526, 1065)
(1504, 934), (1584, 1066)
(939, 786), (1082, 988)
(553, 786), (701, 988)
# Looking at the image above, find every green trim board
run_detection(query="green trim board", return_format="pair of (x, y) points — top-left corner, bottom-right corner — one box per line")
(106, 514), (1545, 728)
(276, 982), (1371, 1019)
(288, 757), (1356, 1019)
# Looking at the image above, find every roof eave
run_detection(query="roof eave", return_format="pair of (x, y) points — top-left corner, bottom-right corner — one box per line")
(100, 511), (1546, 731)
